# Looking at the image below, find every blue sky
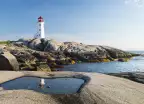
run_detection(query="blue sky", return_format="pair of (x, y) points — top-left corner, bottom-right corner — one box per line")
(0, 0), (144, 50)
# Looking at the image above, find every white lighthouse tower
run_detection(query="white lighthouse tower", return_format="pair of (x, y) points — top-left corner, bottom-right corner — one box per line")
(34, 16), (45, 39)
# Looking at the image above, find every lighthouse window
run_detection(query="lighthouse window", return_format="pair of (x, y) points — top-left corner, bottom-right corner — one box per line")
(39, 24), (41, 26)
(39, 29), (41, 31)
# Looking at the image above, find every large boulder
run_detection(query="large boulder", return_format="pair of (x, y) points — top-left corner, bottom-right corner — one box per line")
(44, 39), (64, 51)
(16, 38), (135, 63)
(36, 62), (51, 71)
(12, 42), (27, 48)
(28, 38), (42, 50)
(20, 61), (51, 71)
(101, 46), (132, 58)
(10, 49), (36, 63)
(0, 52), (19, 71)
(26, 38), (64, 51)
(9, 48), (52, 71)
(18, 38), (32, 46)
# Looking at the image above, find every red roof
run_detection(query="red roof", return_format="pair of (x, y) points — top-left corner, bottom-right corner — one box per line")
(38, 16), (43, 19)
(38, 16), (44, 22)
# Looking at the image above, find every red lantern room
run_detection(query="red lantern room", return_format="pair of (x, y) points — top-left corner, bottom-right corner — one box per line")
(38, 16), (44, 22)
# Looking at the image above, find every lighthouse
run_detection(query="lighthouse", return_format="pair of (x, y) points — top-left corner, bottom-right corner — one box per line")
(34, 16), (45, 39)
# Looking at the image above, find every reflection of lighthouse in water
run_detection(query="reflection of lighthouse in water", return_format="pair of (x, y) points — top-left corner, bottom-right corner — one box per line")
(34, 16), (45, 39)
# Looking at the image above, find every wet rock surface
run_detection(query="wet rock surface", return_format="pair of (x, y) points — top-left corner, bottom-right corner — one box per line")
(108, 72), (144, 84)
(22, 38), (138, 61)
(0, 71), (144, 104)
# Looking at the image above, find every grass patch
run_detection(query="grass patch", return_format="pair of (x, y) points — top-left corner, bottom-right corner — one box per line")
(0, 40), (12, 45)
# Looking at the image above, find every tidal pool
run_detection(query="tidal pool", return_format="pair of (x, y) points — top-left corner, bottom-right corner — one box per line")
(0, 77), (85, 94)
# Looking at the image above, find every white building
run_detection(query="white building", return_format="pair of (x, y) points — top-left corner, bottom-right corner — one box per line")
(34, 16), (45, 39)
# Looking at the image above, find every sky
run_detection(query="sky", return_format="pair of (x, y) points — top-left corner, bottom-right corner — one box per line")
(0, 0), (144, 50)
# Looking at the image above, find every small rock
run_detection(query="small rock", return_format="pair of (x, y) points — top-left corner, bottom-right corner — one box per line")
(47, 86), (51, 88)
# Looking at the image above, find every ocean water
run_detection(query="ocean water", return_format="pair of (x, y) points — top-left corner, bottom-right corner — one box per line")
(59, 51), (144, 73)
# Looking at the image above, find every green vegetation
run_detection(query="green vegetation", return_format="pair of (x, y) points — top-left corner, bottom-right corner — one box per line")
(0, 40), (12, 45)
(89, 59), (100, 63)
(102, 58), (111, 62)
(89, 58), (111, 63)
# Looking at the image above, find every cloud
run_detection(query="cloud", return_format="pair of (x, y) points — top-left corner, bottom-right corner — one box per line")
(124, 0), (131, 4)
(124, 0), (143, 7)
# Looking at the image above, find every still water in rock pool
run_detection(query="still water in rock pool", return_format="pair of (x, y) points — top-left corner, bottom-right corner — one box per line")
(59, 56), (144, 73)
(0, 77), (84, 94)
